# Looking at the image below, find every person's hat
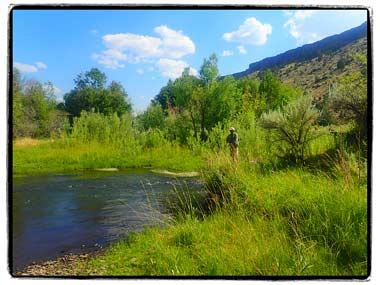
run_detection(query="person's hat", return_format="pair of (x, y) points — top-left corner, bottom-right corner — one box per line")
(229, 127), (235, 131)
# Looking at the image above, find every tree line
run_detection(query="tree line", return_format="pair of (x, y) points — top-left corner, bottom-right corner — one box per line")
(12, 52), (367, 164)
(12, 68), (132, 138)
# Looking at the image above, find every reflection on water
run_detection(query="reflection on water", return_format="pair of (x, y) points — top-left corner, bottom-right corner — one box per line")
(12, 170), (203, 271)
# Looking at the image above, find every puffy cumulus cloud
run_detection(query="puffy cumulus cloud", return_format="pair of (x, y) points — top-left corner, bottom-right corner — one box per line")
(222, 50), (233, 57)
(14, 62), (38, 73)
(156, 58), (197, 79)
(237, 45), (247, 55)
(137, 68), (144, 75)
(93, 25), (196, 69)
(102, 33), (162, 59)
(154, 25), (196, 58)
(223, 17), (272, 45)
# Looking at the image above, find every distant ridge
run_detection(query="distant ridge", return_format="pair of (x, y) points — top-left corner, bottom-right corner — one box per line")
(230, 21), (367, 79)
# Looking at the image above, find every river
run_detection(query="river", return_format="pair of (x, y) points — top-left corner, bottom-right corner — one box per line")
(12, 169), (203, 272)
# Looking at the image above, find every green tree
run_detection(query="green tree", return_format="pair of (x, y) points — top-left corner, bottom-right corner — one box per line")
(199, 53), (219, 86)
(64, 69), (131, 117)
(327, 72), (367, 140)
(12, 69), (24, 137)
(206, 76), (241, 129)
(23, 80), (55, 137)
(152, 79), (175, 111)
(237, 77), (262, 114)
(259, 70), (295, 111)
(74, 68), (107, 90)
(327, 54), (368, 142)
(138, 104), (166, 131)
(13, 73), (66, 138)
(152, 54), (243, 142)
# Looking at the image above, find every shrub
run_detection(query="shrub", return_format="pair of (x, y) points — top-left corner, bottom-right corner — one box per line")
(327, 71), (367, 143)
(259, 95), (321, 164)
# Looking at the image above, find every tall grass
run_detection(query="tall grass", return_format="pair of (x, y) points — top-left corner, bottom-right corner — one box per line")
(13, 111), (205, 175)
(78, 148), (367, 276)
(13, 111), (367, 276)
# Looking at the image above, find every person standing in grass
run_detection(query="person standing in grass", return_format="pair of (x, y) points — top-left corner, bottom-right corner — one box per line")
(226, 127), (239, 162)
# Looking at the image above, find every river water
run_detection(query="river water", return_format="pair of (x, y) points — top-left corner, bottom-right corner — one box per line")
(12, 169), (203, 272)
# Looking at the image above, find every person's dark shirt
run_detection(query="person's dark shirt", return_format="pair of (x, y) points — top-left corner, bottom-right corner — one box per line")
(226, 132), (239, 147)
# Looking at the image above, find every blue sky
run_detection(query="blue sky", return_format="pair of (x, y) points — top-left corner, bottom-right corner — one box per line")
(13, 8), (367, 112)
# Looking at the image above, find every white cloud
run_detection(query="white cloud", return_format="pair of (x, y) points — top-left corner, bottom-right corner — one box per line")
(154, 25), (196, 58)
(91, 29), (98, 34)
(283, 10), (366, 47)
(237, 45), (247, 55)
(137, 68), (144, 75)
(91, 53), (125, 69)
(35, 61), (47, 69)
(222, 50), (233, 57)
(156, 58), (197, 79)
(15, 61), (49, 73)
(14, 62), (38, 73)
(103, 33), (162, 59)
(93, 25), (196, 70)
(102, 49), (128, 60)
(283, 11), (316, 44)
(223, 17), (272, 45)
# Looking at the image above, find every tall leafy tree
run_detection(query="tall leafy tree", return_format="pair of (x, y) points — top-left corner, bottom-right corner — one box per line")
(74, 68), (107, 90)
(152, 79), (175, 111)
(12, 69), (24, 136)
(199, 53), (219, 86)
(138, 104), (166, 131)
(12, 69), (67, 138)
(64, 69), (131, 117)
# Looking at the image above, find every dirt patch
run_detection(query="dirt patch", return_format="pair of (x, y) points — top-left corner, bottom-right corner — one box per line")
(14, 138), (52, 147)
(15, 251), (102, 277)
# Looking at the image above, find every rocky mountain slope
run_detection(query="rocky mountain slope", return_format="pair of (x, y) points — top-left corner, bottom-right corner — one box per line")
(229, 22), (368, 99)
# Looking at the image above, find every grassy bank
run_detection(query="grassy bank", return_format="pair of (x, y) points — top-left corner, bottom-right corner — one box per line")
(13, 138), (205, 175)
(12, 136), (368, 277)
(76, 154), (367, 277)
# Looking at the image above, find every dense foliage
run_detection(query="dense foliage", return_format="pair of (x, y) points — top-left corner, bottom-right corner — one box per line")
(12, 69), (67, 138)
(151, 55), (299, 144)
(259, 95), (321, 164)
(13, 49), (368, 277)
(63, 68), (132, 117)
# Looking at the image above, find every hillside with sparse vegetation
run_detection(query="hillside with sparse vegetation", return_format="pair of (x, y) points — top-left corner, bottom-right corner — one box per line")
(247, 37), (367, 101)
